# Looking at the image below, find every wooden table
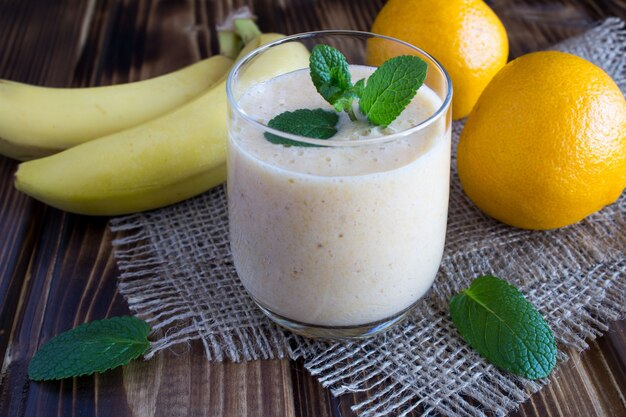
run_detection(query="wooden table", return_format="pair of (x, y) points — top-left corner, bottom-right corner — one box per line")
(0, 1), (624, 416)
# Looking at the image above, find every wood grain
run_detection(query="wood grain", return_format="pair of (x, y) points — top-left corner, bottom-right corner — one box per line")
(0, 1), (624, 417)
(123, 346), (296, 417)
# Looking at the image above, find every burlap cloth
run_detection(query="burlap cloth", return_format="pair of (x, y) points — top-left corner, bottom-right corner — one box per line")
(110, 18), (626, 417)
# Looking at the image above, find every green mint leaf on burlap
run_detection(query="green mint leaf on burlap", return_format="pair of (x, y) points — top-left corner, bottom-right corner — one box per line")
(359, 55), (427, 127)
(28, 316), (151, 381)
(264, 108), (338, 147)
(449, 275), (557, 380)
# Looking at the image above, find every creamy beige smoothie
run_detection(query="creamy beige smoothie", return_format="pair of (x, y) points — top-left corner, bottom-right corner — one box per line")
(228, 66), (450, 327)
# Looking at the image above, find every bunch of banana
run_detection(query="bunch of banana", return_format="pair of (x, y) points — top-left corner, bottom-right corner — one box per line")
(14, 22), (310, 215)
(0, 56), (233, 160)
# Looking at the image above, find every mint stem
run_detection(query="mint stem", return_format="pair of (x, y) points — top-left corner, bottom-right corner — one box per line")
(345, 107), (357, 122)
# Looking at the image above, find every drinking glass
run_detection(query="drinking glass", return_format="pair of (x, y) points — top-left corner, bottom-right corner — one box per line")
(226, 31), (452, 338)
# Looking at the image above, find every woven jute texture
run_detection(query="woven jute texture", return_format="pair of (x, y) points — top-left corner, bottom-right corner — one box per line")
(110, 18), (626, 417)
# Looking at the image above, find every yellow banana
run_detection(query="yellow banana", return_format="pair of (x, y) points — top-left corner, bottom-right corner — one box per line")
(15, 34), (310, 216)
(0, 55), (233, 160)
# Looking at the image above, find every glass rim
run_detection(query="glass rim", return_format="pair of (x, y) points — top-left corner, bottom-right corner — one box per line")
(226, 29), (453, 147)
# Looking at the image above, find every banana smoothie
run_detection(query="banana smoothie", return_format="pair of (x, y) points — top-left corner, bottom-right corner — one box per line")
(228, 65), (451, 329)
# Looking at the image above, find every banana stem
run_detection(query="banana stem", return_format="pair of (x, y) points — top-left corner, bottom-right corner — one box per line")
(216, 7), (261, 57)
(218, 31), (242, 59)
(234, 19), (262, 44)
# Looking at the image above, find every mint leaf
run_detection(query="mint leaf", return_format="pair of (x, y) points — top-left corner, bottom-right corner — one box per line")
(352, 78), (366, 97)
(360, 55), (427, 127)
(449, 275), (557, 380)
(309, 45), (353, 106)
(265, 108), (338, 147)
(28, 316), (151, 381)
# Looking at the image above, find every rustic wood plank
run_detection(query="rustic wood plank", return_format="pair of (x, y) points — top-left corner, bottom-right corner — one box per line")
(0, 1), (149, 416)
(0, 0), (91, 86)
(0, 206), (128, 417)
(121, 344), (297, 417)
(290, 359), (335, 417)
(0, 158), (41, 366)
(0, 204), (127, 416)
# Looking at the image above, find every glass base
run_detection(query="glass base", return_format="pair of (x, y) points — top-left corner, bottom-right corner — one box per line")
(254, 300), (416, 340)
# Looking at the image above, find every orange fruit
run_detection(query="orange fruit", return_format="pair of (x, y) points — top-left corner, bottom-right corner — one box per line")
(457, 51), (626, 230)
(370, 0), (508, 119)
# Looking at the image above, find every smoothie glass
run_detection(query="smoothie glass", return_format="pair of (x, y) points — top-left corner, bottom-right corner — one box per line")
(226, 31), (452, 339)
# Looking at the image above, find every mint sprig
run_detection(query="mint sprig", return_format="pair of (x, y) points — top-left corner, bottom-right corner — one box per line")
(263, 44), (427, 147)
(449, 275), (557, 380)
(265, 109), (338, 147)
(28, 316), (151, 381)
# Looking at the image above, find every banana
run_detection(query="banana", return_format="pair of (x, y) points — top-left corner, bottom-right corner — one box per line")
(0, 55), (233, 160)
(15, 34), (311, 216)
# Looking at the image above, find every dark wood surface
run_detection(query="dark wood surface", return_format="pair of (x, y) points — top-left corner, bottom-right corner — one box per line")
(0, 1), (625, 416)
